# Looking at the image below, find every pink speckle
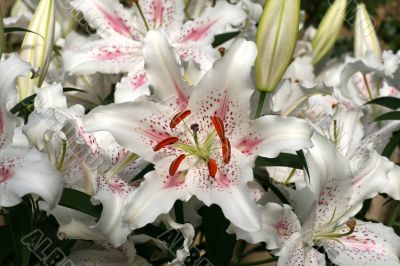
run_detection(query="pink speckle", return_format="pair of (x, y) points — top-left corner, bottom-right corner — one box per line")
(0, 167), (13, 183)
(237, 137), (262, 155)
(181, 20), (218, 42)
(173, 81), (189, 109)
(164, 172), (186, 188)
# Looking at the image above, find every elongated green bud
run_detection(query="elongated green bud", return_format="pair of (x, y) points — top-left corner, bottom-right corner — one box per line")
(312, 0), (347, 65)
(255, 0), (300, 93)
(354, 4), (381, 60)
(0, 6), (4, 59)
(18, 0), (55, 100)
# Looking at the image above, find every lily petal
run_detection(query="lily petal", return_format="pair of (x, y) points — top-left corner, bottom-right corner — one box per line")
(0, 147), (63, 208)
(70, 0), (141, 39)
(124, 168), (192, 230)
(91, 175), (134, 246)
(305, 133), (353, 232)
(114, 67), (151, 103)
(187, 38), (257, 141)
(323, 222), (400, 266)
(231, 203), (301, 250)
(63, 35), (142, 75)
(85, 101), (178, 163)
(239, 115), (312, 158)
(140, 0), (184, 34)
(143, 30), (189, 109)
(178, 1), (246, 44)
(187, 149), (261, 231)
(0, 55), (32, 149)
(277, 233), (326, 266)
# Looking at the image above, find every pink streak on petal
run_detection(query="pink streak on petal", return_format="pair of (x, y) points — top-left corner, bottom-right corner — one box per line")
(181, 20), (219, 42)
(97, 5), (132, 38)
(153, 0), (165, 27)
(237, 136), (263, 155)
(216, 89), (229, 122)
(173, 81), (189, 109)
(133, 73), (147, 89)
(215, 170), (230, 188)
(164, 172), (186, 188)
(342, 236), (377, 251)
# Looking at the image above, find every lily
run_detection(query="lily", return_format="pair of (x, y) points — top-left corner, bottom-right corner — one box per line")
(231, 133), (400, 265)
(63, 0), (247, 103)
(85, 31), (313, 232)
(0, 55), (63, 209)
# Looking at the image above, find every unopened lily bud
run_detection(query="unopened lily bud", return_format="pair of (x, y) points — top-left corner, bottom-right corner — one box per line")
(355, 4), (381, 60)
(18, 0), (55, 100)
(0, 6), (4, 59)
(255, 0), (301, 93)
(312, 0), (347, 65)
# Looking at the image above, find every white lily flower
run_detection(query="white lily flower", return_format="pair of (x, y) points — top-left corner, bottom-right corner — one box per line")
(0, 55), (63, 208)
(85, 31), (313, 232)
(232, 133), (400, 265)
(63, 0), (246, 103)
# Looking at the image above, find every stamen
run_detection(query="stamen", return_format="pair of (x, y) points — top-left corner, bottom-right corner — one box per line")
(218, 47), (226, 56)
(207, 158), (218, 178)
(222, 138), (231, 164)
(131, 0), (150, 31)
(153, 136), (179, 151)
(169, 154), (186, 176)
(170, 110), (192, 129)
(346, 219), (357, 234)
(212, 116), (225, 141)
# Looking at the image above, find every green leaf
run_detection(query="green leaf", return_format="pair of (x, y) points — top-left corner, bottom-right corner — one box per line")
(58, 188), (102, 219)
(366, 97), (400, 110)
(199, 205), (236, 266)
(10, 87), (87, 115)
(3, 199), (33, 266)
(0, 226), (13, 262)
(382, 131), (400, 159)
(212, 31), (240, 48)
(3, 27), (44, 39)
(374, 111), (400, 121)
(10, 94), (36, 115)
(255, 153), (304, 169)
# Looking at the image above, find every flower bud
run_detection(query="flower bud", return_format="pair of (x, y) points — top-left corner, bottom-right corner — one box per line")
(354, 4), (381, 60)
(312, 0), (347, 65)
(255, 0), (301, 93)
(18, 0), (55, 100)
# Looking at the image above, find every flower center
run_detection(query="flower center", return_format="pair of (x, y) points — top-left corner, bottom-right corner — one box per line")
(153, 110), (232, 178)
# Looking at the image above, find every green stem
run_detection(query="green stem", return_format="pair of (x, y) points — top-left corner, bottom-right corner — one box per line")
(134, 2), (150, 31)
(255, 91), (267, 119)
(229, 257), (278, 266)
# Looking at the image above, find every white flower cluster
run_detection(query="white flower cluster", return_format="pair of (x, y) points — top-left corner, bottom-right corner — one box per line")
(0, 0), (399, 265)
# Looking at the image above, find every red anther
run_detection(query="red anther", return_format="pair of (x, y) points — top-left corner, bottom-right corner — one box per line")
(153, 136), (179, 151)
(170, 110), (191, 129)
(212, 116), (225, 141)
(169, 154), (186, 176)
(207, 158), (218, 178)
(222, 138), (231, 164)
